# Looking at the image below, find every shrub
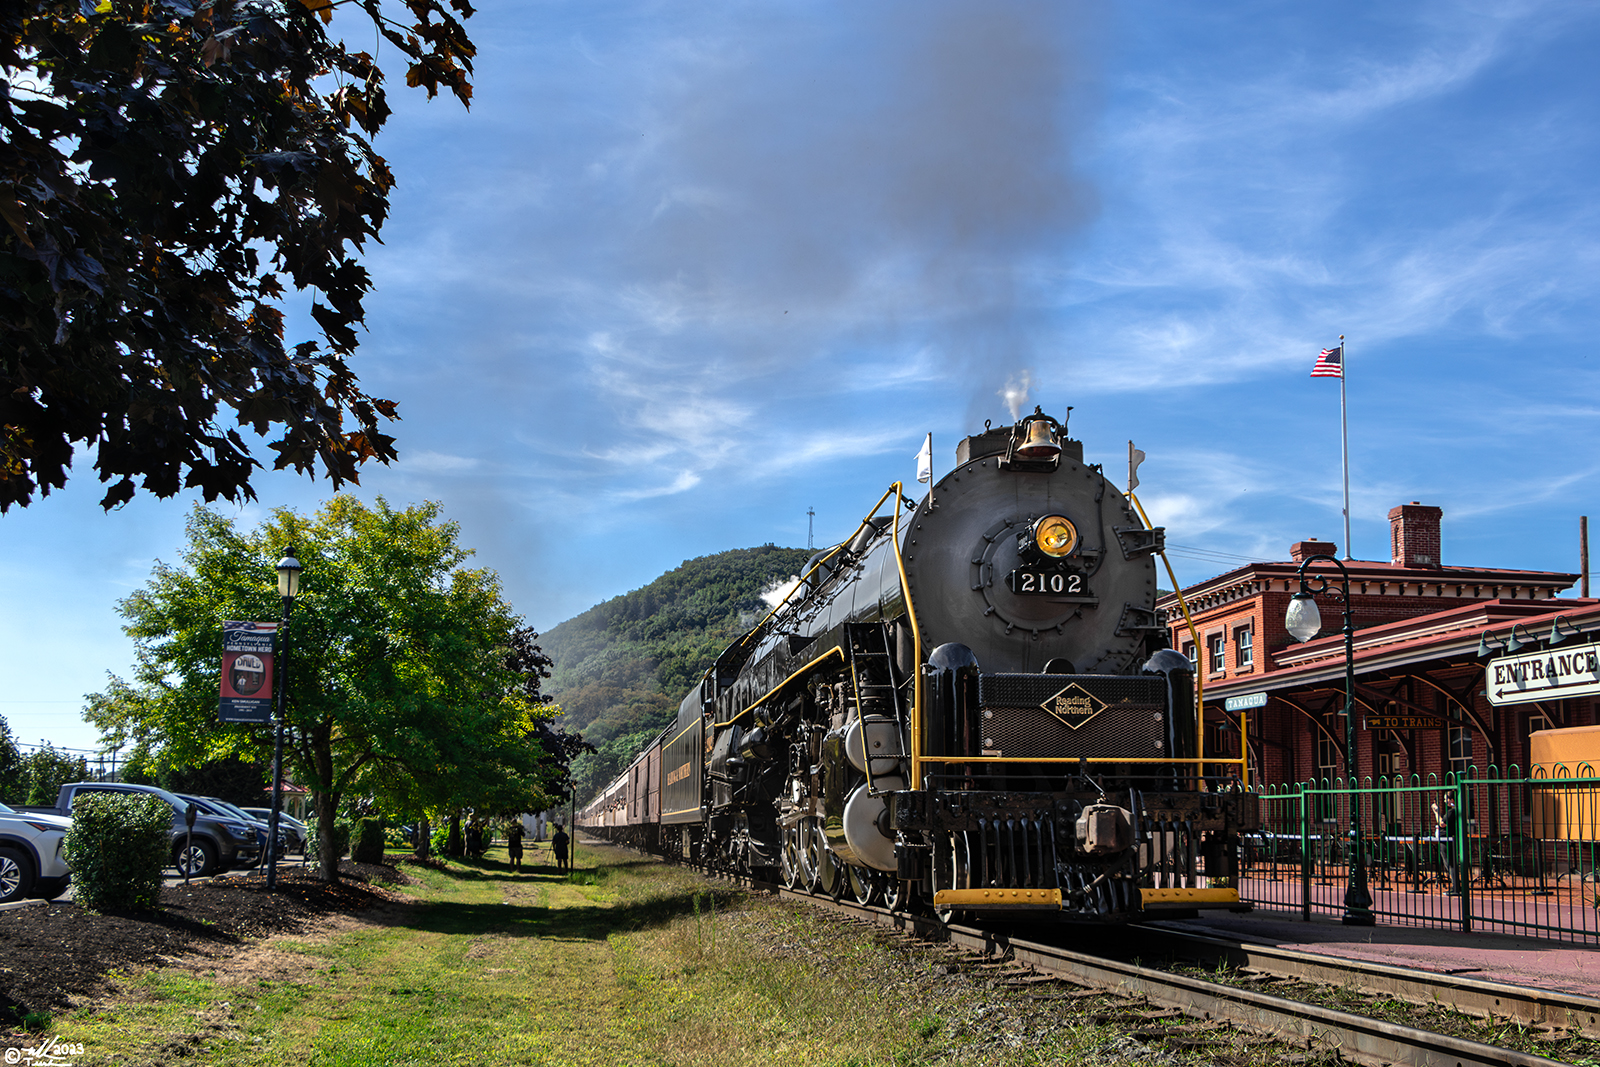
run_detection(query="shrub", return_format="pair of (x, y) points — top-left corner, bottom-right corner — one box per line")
(352, 818), (385, 863)
(62, 792), (170, 912)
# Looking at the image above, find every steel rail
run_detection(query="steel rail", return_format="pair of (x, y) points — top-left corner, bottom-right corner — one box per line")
(772, 884), (1569, 1067)
(599, 839), (1574, 1067)
(1131, 921), (1600, 1039)
(960, 925), (1570, 1067)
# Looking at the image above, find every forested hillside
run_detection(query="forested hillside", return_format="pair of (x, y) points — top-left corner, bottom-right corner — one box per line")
(543, 545), (812, 799)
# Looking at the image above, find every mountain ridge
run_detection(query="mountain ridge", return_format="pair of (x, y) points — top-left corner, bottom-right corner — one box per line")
(542, 544), (813, 798)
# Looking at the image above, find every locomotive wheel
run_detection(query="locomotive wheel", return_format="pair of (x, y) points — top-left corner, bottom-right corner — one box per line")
(845, 865), (875, 906)
(780, 825), (802, 890)
(800, 818), (837, 895)
(883, 875), (909, 913)
(817, 848), (840, 897)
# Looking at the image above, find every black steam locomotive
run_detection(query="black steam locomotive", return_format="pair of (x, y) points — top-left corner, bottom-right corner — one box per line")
(579, 408), (1257, 920)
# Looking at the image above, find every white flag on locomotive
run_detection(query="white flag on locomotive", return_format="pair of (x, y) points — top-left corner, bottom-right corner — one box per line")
(916, 433), (933, 484)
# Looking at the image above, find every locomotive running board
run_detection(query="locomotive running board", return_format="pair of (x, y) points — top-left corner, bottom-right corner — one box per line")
(933, 887), (1062, 909)
(1139, 887), (1241, 908)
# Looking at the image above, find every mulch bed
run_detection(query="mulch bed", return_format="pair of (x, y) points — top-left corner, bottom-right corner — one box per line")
(0, 860), (411, 1028)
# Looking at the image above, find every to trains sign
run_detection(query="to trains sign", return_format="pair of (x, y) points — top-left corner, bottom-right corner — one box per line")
(1485, 641), (1600, 706)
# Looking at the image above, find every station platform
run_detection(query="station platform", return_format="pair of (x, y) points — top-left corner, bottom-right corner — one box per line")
(1155, 908), (1600, 1001)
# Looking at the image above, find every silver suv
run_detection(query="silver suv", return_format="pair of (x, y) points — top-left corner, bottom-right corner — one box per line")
(0, 801), (71, 903)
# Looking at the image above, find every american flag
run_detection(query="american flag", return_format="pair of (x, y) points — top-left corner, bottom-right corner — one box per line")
(1311, 345), (1343, 378)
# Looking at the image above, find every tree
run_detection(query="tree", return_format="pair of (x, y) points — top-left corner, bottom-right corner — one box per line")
(87, 497), (572, 881)
(1, 0), (476, 511)
(18, 743), (88, 805)
(0, 718), (23, 802)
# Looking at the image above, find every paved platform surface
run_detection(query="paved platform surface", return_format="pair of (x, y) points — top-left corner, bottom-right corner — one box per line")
(1158, 908), (1600, 1000)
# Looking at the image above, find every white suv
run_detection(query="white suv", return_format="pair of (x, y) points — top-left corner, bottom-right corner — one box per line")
(0, 801), (72, 903)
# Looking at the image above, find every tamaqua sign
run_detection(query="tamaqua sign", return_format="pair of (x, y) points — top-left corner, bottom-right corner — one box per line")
(219, 620), (278, 723)
(1486, 640), (1600, 707)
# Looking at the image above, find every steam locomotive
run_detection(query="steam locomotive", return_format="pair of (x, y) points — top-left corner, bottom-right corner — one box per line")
(579, 408), (1257, 921)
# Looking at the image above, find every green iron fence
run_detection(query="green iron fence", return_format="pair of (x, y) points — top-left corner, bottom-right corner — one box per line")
(1240, 766), (1600, 943)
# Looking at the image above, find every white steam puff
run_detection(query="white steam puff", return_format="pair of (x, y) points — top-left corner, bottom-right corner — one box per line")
(760, 575), (804, 610)
(998, 369), (1037, 419)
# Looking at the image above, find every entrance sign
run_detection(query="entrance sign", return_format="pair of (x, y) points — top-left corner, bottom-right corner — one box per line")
(1486, 641), (1600, 706)
(220, 620), (278, 723)
(1224, 692), (1268, 712)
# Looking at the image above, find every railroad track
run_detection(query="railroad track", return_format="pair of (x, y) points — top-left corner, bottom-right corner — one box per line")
(592, 839), (1582, 1067)
(767, 883), (1575, 1067)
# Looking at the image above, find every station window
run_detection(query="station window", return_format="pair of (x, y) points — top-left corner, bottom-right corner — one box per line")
(1375, 751), (1399, 833)
(1183, 643), (1197, 671)
(1235, 628), (1254, 670)
(1208, 632), (1225, 674)
(1447, 714), (1477, 824)
(1448, 724), (1471, 779)
(1316, 734), (1340, 820)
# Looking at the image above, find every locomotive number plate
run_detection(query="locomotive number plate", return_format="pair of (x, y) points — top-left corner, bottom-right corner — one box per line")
(1006, 566), (1096, 601)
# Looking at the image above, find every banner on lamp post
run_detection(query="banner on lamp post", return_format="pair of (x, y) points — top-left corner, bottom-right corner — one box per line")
(219, 620), (278, 723)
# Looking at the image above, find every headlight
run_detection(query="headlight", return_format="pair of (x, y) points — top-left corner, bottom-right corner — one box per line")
(1033, 515), (1078, 557)
(225, 822), (253, 839)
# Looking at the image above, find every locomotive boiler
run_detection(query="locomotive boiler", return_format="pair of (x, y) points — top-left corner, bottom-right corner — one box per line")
(581, 407), (1257, 921)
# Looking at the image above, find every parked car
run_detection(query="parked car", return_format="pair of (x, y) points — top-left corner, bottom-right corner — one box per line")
(177, 795), (287, 868)
(240, 808), (308, 855)
(0, 801), (72, 903)
(19, 782), (260, 877)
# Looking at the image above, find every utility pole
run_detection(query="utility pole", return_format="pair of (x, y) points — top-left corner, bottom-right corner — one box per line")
(1582, 516), (1590, 599)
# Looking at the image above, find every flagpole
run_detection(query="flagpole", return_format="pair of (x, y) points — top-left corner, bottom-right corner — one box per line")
(1339, 335), (1351, 560)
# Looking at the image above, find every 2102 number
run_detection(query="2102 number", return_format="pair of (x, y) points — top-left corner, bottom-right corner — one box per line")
(1017, 571), (1082, 594)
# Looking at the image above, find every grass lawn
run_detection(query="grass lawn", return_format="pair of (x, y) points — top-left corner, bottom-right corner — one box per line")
(46, 841), (1218, 1066)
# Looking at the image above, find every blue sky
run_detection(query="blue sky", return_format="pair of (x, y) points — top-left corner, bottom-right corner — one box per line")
(4, 0), (1597, 756)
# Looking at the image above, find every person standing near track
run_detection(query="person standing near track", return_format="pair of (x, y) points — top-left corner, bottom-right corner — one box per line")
(551, 823), (570, 873)
(506, 817), (524, 872)
(1434, 794), (1461, 895)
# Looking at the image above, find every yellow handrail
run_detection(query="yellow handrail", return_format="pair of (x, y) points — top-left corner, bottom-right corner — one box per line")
(886, 482), (925, 790)
(712, 647), (845, 729)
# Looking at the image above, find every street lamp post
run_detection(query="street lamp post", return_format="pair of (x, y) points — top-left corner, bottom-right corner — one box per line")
(266, 547), (302, 891)
(1285, 553), (1374, 927)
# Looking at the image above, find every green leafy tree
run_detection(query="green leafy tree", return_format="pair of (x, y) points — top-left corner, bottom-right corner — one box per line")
(87, 497), (570, 881)
(19, 744), (88, 806)
(1, 0), (476, 511)
(0, 718), (22, 802)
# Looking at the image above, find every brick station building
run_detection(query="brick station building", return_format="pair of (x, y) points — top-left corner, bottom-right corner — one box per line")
(1156, 503), (1597, 801)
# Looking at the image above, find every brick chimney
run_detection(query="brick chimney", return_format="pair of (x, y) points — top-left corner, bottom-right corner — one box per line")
(1290, 539), (1339, 562)
(1389, 502), (1442, 568)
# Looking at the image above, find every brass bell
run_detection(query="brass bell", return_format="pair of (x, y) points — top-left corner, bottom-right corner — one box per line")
(1016, 415), (1060, 459)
